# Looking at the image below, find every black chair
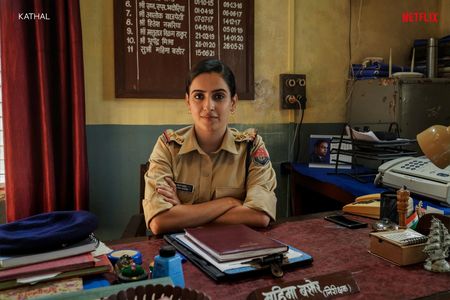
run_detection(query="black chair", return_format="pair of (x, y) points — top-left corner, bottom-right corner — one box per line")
(121, 162), (149, 238)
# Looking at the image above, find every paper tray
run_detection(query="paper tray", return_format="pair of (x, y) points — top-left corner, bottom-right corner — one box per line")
(164, 233), (313, 282)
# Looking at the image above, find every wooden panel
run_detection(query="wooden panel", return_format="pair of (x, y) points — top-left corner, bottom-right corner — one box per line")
(114, 0), (254, 99)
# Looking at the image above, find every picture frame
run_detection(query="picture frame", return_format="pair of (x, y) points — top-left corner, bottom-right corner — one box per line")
(308, 134), (352, 169)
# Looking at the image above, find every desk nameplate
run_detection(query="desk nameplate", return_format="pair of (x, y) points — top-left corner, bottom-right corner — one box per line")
(247, 270), (359, 300)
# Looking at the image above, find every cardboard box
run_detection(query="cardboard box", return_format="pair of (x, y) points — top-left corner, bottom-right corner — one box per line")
(369, 231), (427, 266)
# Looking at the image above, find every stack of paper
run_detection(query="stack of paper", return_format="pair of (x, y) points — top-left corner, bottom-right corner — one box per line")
(0, 236), (114, 296)
(164, 224), (313, 281)
(184, 224), (288, 262)
(0, 236), (98, 269)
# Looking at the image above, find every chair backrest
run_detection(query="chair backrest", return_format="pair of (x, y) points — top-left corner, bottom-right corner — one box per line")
(139, 162), (150, 213)
(121, 162), (150, 238)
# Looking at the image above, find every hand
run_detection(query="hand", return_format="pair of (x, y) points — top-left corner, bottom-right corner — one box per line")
(156, 177), (180, 206)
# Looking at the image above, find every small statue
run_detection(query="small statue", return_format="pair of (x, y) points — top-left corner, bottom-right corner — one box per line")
(114, 254), (134, 274)
(415, 201), (426, 218)
(423, 217), (450, 272)
(115, 254), (148, 282)
(118, 261), (148, 282)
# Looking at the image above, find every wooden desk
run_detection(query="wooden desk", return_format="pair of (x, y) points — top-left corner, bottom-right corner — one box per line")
(284, 163), (386, 216)
(109, 213), (450, 300)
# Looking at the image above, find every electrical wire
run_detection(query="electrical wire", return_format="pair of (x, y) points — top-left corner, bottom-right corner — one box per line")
(289, 99), (305, 162)
(356, 0), (363, 48)
(348, 0), (354, 80)
(346, 0), (358, 120)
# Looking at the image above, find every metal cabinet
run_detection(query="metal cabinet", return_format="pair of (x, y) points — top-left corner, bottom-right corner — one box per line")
(347, 78), (450, 140)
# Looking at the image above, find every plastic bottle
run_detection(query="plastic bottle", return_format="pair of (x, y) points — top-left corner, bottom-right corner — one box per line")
(152, 245), (185, 287)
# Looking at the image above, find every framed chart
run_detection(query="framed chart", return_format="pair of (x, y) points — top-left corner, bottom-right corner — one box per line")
(114, 0), (254, 99)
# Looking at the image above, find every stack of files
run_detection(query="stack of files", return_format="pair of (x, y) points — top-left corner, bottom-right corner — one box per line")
(184, 224), (289, 262)
(0, 236), (113, 292)
(351, 62), (410, 79)
(413, 35), (450, 59)
(164, 224), (313, 281)
(412, 35), (450, 76)
(0, 236), (98, 269)
(0, 252), (95, 282)
(439, 65), (450, 78)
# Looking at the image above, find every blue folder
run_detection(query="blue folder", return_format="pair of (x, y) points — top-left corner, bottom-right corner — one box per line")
(164, 233), (313, 282)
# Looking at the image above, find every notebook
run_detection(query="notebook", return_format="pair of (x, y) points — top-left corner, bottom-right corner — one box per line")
(0, 254), (113, 291)
(0, 252), (95, 281)
(164, 233), (313, 281)
(184, 224), (288, 262)
(0, 236), (98, 269)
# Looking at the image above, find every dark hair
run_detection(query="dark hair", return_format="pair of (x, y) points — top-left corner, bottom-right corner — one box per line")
(314, 139), (329, 147)
(185, 59), (236, 96)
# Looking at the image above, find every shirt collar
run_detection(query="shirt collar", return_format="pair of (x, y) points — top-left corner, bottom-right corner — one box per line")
(217, 127), (239, 154)
(178, 127), (238, 155)
(178, 126), (199, 155)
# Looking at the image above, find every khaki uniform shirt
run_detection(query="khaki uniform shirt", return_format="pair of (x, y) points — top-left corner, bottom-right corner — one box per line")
(142, 126), (277, 226)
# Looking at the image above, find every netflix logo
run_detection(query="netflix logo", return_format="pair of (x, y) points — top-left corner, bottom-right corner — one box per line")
(402, 12), (438, 23)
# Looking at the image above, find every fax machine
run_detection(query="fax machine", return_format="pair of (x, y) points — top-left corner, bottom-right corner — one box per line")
(375, 156), (450, 205)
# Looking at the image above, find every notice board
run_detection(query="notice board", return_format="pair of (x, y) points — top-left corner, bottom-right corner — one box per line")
(114, 0), (254, 99)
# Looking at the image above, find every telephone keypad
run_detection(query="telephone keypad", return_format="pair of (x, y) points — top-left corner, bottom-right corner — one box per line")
(394, 157), (450, 183)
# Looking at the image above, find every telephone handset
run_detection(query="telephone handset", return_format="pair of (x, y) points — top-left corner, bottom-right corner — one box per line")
(376, 156), (450, 204)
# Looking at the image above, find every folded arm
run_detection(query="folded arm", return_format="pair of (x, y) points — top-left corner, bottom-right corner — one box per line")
(150, 176), (271, 234)
(149, 197), (241, 235)
(211, 205), (270, 227)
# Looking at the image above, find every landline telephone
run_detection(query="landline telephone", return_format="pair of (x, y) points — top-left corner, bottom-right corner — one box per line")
(375, 156), (450, 205)
(342, 193), (381, 219)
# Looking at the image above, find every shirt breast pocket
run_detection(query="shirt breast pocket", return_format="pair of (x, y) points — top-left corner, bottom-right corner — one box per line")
(214, 187), (246, 201)
(177, 190), (195, 204)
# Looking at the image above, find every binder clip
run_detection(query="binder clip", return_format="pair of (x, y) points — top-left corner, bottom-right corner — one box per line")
(247, 253), (284, 278)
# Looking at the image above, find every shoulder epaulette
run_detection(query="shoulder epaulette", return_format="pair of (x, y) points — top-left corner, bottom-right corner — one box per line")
(162, 129), (184, 145)
(234, 128), (257, 143)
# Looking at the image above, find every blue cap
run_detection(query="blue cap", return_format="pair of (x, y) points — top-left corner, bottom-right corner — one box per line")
(0, 210), (98, 255)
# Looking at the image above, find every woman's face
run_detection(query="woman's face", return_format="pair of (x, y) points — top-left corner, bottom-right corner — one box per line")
(186, 72), (237, 135)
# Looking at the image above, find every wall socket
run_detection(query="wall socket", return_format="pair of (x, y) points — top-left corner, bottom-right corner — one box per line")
(280, 74), (306, 109)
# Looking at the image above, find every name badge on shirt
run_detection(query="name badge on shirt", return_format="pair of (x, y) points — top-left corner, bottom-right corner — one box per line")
(175, 182), (194, 193)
